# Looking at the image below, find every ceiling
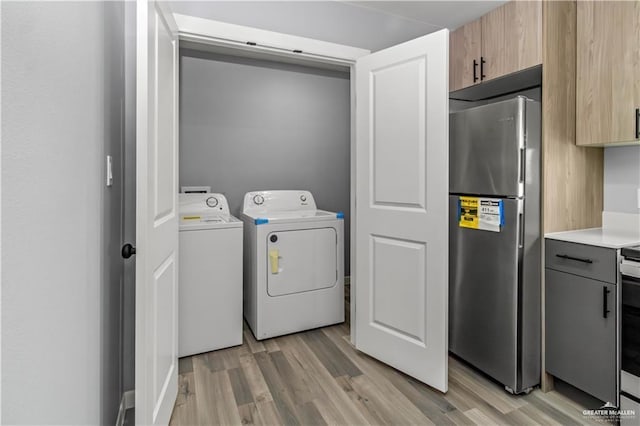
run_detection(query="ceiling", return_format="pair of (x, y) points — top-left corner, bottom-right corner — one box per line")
(343, 1), (508, 30)
(169, 1), (509, 52)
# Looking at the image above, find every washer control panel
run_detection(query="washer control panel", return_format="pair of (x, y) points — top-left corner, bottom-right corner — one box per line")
(242, 190), (317, 214)
(206, 196), (219, 208)
(179, 193), (231, 217)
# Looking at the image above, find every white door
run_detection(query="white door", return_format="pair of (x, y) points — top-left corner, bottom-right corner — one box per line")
(135, 0), (179, 424)
(354, 29), (449, 392)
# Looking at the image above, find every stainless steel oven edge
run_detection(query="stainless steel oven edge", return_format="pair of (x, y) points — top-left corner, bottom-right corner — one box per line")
(621, 370), (640, 397)
(620, 251), (640, 408)
(618, 250), (622, 407)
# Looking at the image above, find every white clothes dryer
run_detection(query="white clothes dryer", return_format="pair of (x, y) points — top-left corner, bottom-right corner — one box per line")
(241, 190), (344, 340)
(178, 193), (243, 357)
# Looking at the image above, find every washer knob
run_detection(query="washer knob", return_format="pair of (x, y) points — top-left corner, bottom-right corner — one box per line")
(300, 194), (307, 202)
(206, 196), (218, 208)
(253, 194), (264, 205)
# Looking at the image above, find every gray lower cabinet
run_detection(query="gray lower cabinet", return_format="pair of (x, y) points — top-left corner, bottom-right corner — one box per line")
(545, 239), (617, 404)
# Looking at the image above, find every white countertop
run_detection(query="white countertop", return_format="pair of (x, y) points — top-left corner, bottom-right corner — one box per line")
(545, 227), (640, 249)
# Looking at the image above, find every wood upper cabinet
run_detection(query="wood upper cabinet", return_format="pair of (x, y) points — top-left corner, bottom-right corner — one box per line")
(449, 0), (542, 92)
(449, 20), (482, 92)
(481, 1), (542, 82)
(576, 1), (640, 146)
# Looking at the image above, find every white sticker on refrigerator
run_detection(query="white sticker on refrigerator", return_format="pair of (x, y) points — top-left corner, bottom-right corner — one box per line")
(459, 197), (504, 232)
(478, 199), (503, 232)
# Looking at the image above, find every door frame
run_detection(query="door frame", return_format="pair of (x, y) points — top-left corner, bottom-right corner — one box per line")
(171, 13), (370, 344)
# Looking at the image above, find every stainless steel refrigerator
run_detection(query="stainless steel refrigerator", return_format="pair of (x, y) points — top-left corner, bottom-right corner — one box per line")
(449, 96), (541, 394)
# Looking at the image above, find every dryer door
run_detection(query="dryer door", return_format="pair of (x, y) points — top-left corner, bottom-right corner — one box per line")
(267, 228), (337, 296)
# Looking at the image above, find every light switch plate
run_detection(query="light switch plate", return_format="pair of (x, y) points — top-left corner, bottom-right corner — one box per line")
(106, 155), (113, 187)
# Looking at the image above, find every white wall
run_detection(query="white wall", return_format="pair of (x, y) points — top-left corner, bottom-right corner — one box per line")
(1, 2), (124, 424)
(604, 145), (640, 214)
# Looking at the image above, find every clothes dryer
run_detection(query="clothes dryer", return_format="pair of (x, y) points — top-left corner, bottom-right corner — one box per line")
(241, 190), (344, 340)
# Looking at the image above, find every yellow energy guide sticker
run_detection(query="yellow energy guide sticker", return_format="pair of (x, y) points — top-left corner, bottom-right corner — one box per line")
(458, 197), (479, 229)
(458, 196), (504, 232)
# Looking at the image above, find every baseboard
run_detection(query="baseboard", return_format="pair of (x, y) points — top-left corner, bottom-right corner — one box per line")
(115, 390), (135, 426)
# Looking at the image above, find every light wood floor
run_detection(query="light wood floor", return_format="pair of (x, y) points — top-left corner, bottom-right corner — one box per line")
(170, 322), (602, 426)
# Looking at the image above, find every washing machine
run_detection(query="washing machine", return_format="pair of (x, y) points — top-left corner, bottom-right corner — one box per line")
(241, 190), (344, 340)
(178, 193), (243, 357)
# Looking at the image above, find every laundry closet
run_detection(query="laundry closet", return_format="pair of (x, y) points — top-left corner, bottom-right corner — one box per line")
(177, 43), (351, 347)
(134, 9), (449, 421)
(168, 10), (449, 376)
(178, 47), (353, 274)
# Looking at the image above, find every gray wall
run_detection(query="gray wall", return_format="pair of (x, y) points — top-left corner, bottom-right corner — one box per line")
(604, 146), (640, 214)
(179, 50), (351, 273)
(169, 1), (441, 51)
(102, 2), (126, 424)
(2, 2), (125, 424)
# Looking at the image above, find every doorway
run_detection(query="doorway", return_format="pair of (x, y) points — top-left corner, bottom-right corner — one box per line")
(134, 11), (449, 423)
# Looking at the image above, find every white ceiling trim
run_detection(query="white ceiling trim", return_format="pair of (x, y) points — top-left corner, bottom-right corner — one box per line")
(174, 13), (371, 65)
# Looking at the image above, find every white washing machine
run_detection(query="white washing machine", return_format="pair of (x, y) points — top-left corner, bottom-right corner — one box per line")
(178, 193), (243, 357)
(241, 190), (344, 340)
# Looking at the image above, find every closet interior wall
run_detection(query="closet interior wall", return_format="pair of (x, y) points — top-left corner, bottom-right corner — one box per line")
(179, 48), (352, 273)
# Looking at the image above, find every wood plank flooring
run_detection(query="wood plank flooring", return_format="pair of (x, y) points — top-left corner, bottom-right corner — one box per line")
(170, 322), (602, 426)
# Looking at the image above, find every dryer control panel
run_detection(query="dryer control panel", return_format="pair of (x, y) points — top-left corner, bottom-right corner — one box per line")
(242, 190), (317, 215)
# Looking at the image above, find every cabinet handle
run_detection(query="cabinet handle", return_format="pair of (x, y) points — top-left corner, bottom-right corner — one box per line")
(635, 108), (639, 139)
(555, 253), (593, 264)
(480, 56), (486, 80)
(473, 59), (479, 82)
(603, 286), (611, 319)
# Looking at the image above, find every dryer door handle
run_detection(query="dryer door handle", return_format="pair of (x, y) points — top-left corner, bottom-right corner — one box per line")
(269, 249), (279, 274)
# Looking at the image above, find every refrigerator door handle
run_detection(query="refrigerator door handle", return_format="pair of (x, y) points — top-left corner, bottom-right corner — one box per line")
(519, 148), (525, 183)
(518, 212), (524, 249)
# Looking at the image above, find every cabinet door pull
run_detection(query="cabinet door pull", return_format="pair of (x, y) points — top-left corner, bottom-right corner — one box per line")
(555, 253), (593, 264)
(480, 56), (486, 80)
(635, 108), (639, 139)
(473, 59), (479, 82)
(603, 286), (611, 319)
